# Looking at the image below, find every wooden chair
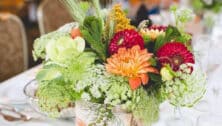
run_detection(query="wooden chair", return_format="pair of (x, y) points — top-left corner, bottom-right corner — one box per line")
(0, 13), (28, 82)
(37, 0), (73, 35)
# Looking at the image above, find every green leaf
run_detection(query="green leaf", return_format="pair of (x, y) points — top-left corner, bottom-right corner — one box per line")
(154, 26), (181, 52)
(80, 16), (107, 61)
(154, 35), (165, 52)
(149, 73), (162, 84)
(164, 25), (181, 42)
(149, 58), (157, 66)
(143, 34), (151, 45)
(36, 68), (62, 82)
(154, 26), (193, 52)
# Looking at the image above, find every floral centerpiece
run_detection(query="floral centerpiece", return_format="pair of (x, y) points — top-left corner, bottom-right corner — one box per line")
(32, 1), (206, 126)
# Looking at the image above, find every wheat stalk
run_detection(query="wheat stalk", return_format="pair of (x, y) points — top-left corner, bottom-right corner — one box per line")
(59, 0), (86, 24)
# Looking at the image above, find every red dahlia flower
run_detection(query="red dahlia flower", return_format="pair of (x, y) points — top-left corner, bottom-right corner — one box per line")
(108, 29), (145, 55)
(157, 42), (195, 71)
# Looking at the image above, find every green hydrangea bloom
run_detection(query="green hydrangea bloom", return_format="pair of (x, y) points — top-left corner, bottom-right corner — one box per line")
(133, 88), (160, 126)
(36, 79), (79, 117)
(160, 64), (207, 107)
(32, 31), (69, 61)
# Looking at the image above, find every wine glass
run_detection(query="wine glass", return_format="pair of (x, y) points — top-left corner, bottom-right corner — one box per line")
(192, 35), (212, 112)
(192, 35), (212, 73)
(166, 106), (193, 126)
(196, 114), (222, 126)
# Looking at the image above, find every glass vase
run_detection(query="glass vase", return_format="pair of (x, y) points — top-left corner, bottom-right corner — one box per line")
(75, 100), (147, 126)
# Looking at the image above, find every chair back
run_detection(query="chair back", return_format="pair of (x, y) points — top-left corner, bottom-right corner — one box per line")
(0, 13), (28, 81)
(37, 0), (73, 35)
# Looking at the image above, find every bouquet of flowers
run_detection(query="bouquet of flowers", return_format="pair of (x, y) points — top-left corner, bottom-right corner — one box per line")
(32, 1), (206, 126)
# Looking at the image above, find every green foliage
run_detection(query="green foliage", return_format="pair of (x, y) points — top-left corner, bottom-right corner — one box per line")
(154, 26), (181, 52)
(36, 79), (80, 117)
(80, 16), (107, 61)
(147, 73), (163, 102)
(163, 25), (181, 42)
(149, 58), (157, 66)
(154, 35), (165, 52)
(154, 26), (192, 52)
(133, 88), (160, 126)
(142, 34), (151, 45)
(36, 67), (62, 82)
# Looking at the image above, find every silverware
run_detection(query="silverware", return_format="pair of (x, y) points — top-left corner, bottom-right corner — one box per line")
(0, 104), (35, 122)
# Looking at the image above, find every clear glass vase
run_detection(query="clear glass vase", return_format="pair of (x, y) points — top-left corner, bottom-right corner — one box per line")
(75, 101), (146, 126)
(24, 80), (76, 118)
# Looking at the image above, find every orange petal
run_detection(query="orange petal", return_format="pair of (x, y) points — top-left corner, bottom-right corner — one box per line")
(71, 28), (81, 39)
(129, 77), (141, 90)
(139, 74), (149, 85)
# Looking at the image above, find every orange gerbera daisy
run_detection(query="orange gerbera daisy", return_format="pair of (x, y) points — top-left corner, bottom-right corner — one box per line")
(106, 45), (158, 90)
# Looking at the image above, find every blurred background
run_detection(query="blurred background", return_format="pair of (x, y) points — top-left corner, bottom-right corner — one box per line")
(0, 0), (221, 81)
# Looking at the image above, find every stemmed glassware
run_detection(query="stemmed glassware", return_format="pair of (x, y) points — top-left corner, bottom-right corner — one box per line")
(166, 106), (193, 126)
(195, 13), (222, 125)
(191, 35), (212, 112)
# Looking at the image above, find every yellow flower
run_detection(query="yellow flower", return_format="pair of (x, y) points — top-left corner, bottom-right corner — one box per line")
(110, 4), (135, 33)
(106, 46), (158, 90)
(140, 28), (165, 41)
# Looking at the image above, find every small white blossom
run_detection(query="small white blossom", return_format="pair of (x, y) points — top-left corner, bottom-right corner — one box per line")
(81, 93), (91, 101)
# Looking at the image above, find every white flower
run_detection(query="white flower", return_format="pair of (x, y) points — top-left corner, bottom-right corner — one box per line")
(90, 86), (101, 98)
(81, 93), (91, 101)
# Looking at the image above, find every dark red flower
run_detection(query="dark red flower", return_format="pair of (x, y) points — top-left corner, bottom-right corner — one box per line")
(157, 42), (195, 71)
(108, 29), (145, 55)
(148, 25), (167, 31)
